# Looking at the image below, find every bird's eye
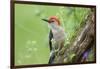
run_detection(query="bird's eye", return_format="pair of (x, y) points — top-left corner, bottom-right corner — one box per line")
(50, 21), (54, 22)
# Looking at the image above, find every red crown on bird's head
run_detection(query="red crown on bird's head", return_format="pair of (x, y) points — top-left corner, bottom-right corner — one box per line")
(49, 16), (60, 26)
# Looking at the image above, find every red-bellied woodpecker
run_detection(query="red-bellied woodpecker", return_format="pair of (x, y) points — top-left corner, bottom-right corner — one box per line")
(42, 16), (66, 64)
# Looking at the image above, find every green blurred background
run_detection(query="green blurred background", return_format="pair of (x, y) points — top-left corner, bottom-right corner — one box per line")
(15, 3), (91, 65)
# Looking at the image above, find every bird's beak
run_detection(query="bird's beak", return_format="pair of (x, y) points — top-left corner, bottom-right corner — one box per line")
(42, 19), (49, 23)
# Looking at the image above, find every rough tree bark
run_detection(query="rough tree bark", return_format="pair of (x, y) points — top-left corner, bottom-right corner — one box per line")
(53, 8), (96, 64)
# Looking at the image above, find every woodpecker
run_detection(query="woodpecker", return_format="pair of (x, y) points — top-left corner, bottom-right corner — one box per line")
(42, 16), (66, 64)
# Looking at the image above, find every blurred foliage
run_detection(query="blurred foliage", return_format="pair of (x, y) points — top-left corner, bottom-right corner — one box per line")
(15, 4), (93, 65)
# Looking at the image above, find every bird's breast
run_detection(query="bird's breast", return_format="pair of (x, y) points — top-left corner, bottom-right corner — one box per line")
(52, 28), (65, 42)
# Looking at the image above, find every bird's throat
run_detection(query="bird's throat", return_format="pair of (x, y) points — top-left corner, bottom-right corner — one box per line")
(49, 23), (59, 31)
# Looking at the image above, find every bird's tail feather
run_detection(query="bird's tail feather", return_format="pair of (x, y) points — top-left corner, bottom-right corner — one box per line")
(48, 51), (55, 64)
